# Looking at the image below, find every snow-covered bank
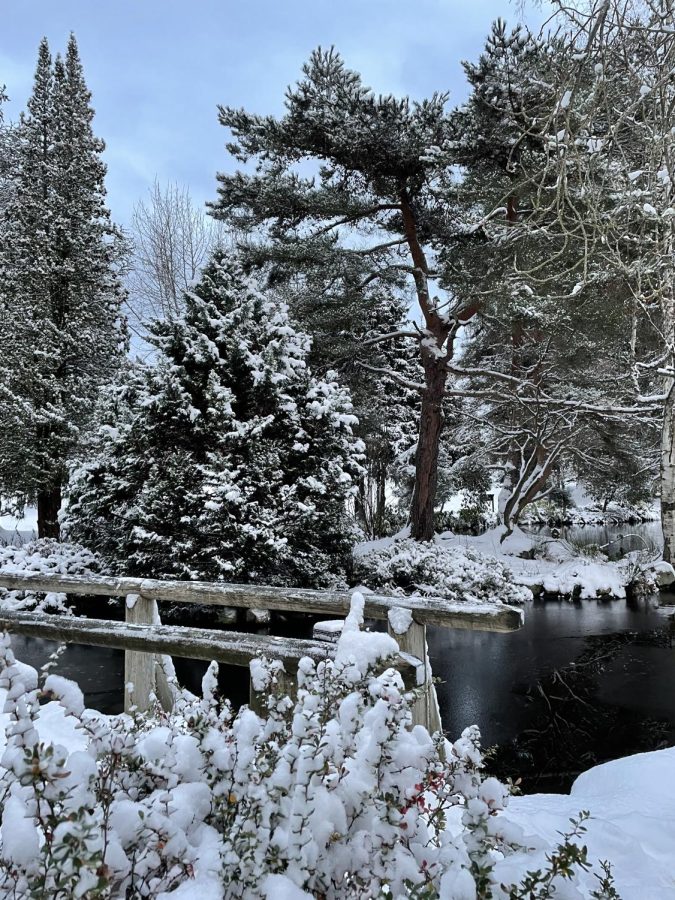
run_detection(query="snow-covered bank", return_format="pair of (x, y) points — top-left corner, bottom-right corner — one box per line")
(356, 526), (674, 601)
(519, 500), (659, 529)
(496, 748), (675, 898)
(446, 526), (671, 600)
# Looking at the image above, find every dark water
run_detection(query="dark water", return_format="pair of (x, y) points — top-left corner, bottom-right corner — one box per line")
(429, 592), (674, 745)
(428, 595), (675, 788)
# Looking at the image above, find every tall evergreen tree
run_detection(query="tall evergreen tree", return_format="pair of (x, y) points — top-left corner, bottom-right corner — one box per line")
(210, 49), (472, 542)
(0, 35), (126, 538)
(0, 84), (10, 211)
(65, 253), (363, 587)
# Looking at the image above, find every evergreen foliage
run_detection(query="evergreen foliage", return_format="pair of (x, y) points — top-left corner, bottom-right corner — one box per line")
(210, 47), (474, 541)
(65, 253), (363, 586)
(0, 35), (126, 537)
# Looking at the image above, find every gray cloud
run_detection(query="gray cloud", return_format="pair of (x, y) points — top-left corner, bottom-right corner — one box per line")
(1, 0), (545, 225)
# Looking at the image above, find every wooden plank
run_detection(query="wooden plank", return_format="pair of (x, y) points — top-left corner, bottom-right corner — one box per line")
(0, 609), (333, 669)
(0, 608), (423, 690)
(124, 594), (156, 714)
(154, 654), (175, 713)
(0, 573), (523, 633)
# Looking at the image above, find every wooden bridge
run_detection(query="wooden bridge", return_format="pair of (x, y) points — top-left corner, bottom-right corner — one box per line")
(0, 572), (523, 733)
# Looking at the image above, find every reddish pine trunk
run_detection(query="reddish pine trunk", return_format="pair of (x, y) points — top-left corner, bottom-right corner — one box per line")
(409, 355), (447, 542)
(37, 486), (62, 540)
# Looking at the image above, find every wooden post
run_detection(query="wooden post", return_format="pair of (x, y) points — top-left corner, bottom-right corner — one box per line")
(124, 593), (156, 714)
(388, 607), (442, 734)
(154, 653), (175, 713)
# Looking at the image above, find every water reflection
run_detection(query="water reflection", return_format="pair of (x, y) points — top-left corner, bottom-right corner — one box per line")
(526, 521), (663, 559)
(428, 595), (675, 789)
(428, 595), (675, 747)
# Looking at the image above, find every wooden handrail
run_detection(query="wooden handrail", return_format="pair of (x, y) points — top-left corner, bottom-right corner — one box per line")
(0, 609), (332, 668)
(0, 570), (524, 728)
(0, 608), (423, 694)
(0, 572), (523, 632)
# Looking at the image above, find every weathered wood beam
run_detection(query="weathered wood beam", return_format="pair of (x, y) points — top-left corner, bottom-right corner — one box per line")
(0, 610), (422, 690)
(0, 573), (523, 633)
(124, 593), (156, 714)
(388, 608), (443, 734)
(0, 610), (333, 670)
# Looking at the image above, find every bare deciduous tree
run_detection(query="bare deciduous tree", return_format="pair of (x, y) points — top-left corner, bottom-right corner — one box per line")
(523, 0), (675, 558)
(127, 179), (224, 327)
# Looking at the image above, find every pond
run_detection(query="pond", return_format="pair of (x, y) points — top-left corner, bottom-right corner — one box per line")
(428, 593), (675, 791)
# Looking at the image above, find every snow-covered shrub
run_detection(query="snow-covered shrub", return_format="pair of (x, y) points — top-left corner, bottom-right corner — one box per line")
(354, 539), (532, 606)
(0, 595), (522, 898)
(0, 539), (102, 613)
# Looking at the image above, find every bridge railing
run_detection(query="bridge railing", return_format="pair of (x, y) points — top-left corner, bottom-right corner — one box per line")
(0, 572), (523, 733)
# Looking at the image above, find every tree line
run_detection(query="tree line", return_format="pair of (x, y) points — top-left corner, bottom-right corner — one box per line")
(0, 1), (672, 586)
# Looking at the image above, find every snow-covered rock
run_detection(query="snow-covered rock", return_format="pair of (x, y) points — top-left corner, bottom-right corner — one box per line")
(643, 559), (675, 588)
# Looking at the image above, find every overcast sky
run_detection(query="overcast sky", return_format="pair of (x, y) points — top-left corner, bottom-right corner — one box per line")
(1, 0), (544, 226)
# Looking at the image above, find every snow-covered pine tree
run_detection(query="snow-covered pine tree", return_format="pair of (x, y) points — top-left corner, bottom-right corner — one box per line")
(0, 35), (126, 539)
(210, 49), (475, 542)
(65, 253), (363, 587)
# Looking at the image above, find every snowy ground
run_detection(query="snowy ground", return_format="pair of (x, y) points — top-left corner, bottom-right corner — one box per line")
(444, 526), (643, 599)
(496, 748), (675, 898)
(3, 688), (673, 898)
(357, 524), (672, 600)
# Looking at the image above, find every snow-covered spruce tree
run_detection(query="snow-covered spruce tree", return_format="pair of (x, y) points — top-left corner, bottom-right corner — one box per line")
(65, 253), (363, 586)
(270, 261), (421, 538)
(0, 35), (126, 539)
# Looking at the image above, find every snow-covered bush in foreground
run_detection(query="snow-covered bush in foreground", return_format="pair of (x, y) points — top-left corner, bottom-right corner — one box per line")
(0, 539), (102, 613)
(0, 596), (614, 898)
(354, 539), (532, 607)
